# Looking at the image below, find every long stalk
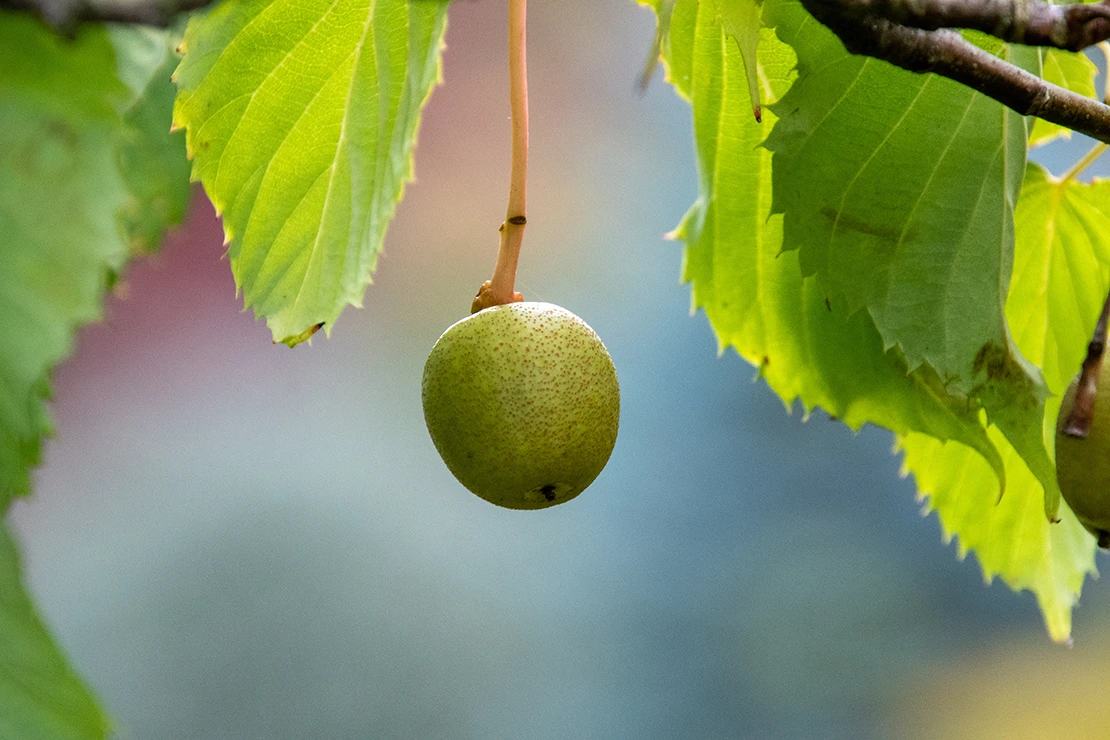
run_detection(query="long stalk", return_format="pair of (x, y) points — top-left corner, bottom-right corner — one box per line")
(473, 0), (529, 312)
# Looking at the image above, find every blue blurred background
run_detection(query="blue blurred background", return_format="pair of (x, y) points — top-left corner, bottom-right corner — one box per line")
(11, 1), (1110, 738)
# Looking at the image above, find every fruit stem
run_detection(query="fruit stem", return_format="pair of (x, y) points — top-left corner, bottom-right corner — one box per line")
(1063, 290), (1110, 438)
(473, 0), (529, 313)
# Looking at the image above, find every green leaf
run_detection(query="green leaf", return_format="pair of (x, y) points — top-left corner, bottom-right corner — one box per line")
(636, 0), (674, 91)
(654, 0), (1108, 638)
(899, 165), (1110, 642)
(0, 14), (131, 506)
(710, 0), (762, 121)
(0, 523), (109, 739)
(173, 0), (449, 346)
(107, 26), (174, 102)
(0, 20), (186, 505)
(1029, 49), (1099, 148)
(0, 19), (183, 733)
(1008, 165), (1110, 395)
(763, 0), (1062, 518)
(763, 0), (1031, 398)
(657, 0), (1005, 484)
(114, 30), (192, 254)
(899, 429), (1094, 643)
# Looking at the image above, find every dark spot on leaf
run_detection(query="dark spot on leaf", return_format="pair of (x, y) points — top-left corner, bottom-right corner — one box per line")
(818, 206), (904, 242)
(973, 342), (1020, 383)
(43, 119), (76, 144)
(16, 120), (78, 177)
(971, 341), (1039, 411)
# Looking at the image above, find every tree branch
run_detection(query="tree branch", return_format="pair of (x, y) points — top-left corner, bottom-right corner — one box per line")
(814, 0), (1110, 52)
(801, 0), (1110, 146)
(0, 0), (213, 31)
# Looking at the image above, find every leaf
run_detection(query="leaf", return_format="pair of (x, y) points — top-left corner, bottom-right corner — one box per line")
(0, 20), (186, 505)
(0, 14), (131, 506)
(113, 28), (192, 254)
(173, 0), (449, 346)
(637, 0), (674, 91)
(0, 523), (110, 739)
(709, 0), (762, 121)
(763, 1), (1029, 397)
(107, 26), (173, 102)
(0, 18), (184, 733)
(763, 0), (1062, 517)
(656, 1), (1005, 485)
(899, 165), (1110, 642)
(1008, 165), (1110, 395)
(899, 430), (1094, 643)
(654, 0), (1107, 638)
(1029, 49), (1099, 148)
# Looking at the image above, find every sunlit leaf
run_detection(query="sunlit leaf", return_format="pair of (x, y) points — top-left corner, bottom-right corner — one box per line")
(763, 0), (1061, 517)
(657, 0), (1005, 490)
(710, 0), (762, 121)
(899, 165), (1110, 642)
(173, 0), (449, 346)
(763, 0), (1034, 395)
(1008, 165), (1110, 395)
(648, 0), (1110, 639)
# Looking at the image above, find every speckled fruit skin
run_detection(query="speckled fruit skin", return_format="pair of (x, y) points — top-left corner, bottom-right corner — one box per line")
(421, 302), (620, 509)
(1056, 364), (1110, 543)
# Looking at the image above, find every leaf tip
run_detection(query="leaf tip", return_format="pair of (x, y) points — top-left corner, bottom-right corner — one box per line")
(1046, 614), (1075, 645)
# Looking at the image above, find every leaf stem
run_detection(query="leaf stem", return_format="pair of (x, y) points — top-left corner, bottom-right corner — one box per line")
(473, 0), (529, 313)
(1062, 142), (1108, 183)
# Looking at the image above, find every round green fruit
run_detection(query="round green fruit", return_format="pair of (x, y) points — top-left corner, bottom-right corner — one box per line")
(1056, 363), (1110, 546)
(421, 302), (620, 509)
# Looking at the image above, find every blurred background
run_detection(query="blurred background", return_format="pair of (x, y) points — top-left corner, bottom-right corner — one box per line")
(11, 1), (1110, 738)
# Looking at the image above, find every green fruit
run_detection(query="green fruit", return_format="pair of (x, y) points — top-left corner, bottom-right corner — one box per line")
(1056, 363), (1110, 547)
(422, 302), (620, 509)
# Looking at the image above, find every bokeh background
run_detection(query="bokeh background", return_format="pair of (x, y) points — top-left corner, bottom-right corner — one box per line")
(11, 1), (1110, 738)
